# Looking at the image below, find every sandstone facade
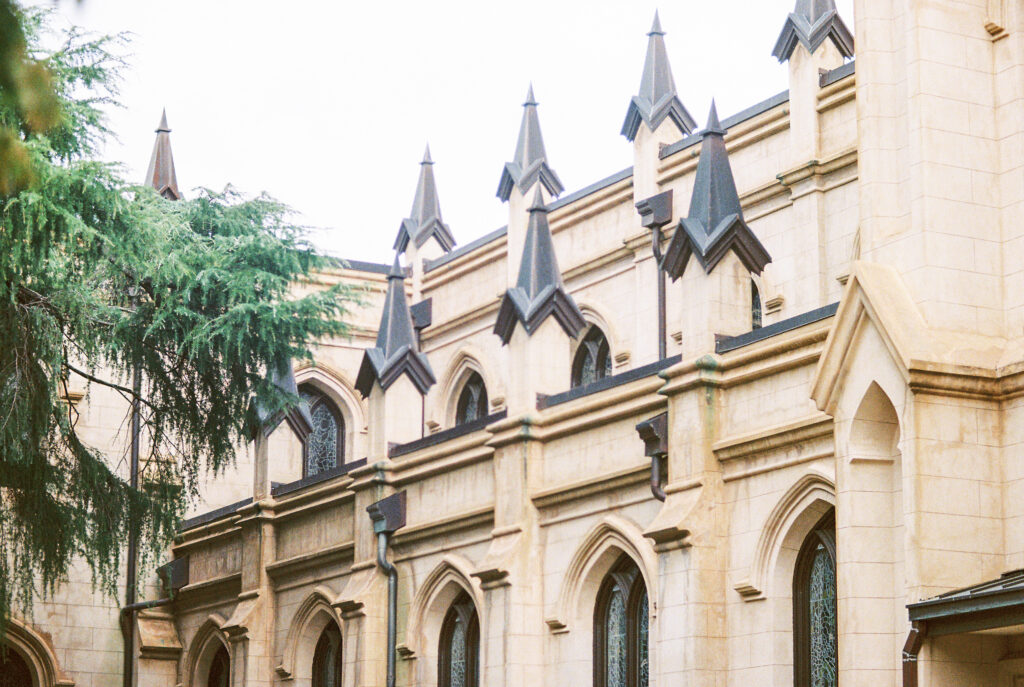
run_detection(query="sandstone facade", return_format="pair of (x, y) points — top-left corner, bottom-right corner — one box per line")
(6, 1), (1024, 686)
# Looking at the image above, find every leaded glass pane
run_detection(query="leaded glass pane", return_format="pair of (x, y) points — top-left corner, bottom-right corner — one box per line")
(638, 592), (649, 687)
(809, 544), (837, 687)
(605, 587), (628, 687)
(302, 391), (339, 476)
(450, 618), (467, 687)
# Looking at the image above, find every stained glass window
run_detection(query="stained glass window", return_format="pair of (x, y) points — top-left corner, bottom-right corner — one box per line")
(572, 326), (613, 389)
(794, 513), (837, 687)
(595, 555), (648, 687)
(0, 647), (32, 687)
(456, 372), (488, 425)
(299, 386), (344, 476)
(312, 623), (343, 687)
(208, 644), (230, 687)
(440, 592), (479, 687)
(752, 280), (763, 330)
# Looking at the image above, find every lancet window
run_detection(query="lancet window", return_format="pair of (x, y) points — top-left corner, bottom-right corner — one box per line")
(794, 512), (838, 687)
(207, 644), (230, 687)
(752, 280), (763, 330)
(299, 385), (345, 476)
(455, 372), (488, 425)
(594, 555), (649, 687)
(572, 326), (612, 389)
(312, 623), (343, 687)
(439, 591), (480, 687)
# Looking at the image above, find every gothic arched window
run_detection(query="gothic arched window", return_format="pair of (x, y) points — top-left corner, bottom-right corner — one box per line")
(752, 280), (763, 330)
(572, 326), (612, 389)
(0, 646), (32, 687)
(208, 644), (230, 687)
(312, 623), (343, 687)
(455, 372), (488, 426)
(594, 555), (649, 687)
(793, 512), (837, 687)
(299, 385), (345, 476)
(439, 591), (480, 687)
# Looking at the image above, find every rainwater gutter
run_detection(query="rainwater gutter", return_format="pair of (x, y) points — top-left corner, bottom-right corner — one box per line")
(367, 491), (407, 687)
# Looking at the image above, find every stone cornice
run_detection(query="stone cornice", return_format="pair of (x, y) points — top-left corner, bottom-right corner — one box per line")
(531, 463), (650, 510)
(712, 413), (834, 462)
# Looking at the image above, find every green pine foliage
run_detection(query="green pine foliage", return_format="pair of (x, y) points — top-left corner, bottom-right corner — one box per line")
(0, 7), (358, 627)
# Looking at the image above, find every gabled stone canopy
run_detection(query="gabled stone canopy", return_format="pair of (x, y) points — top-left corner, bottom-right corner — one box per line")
(497, 85), (564, 201)
(621, 11), (696, 141)
(145, 109), (182, 200)
(356, 255), (436, 397)
(661, 102), (771, 279)
(494, 188), (585, 344)
(394, 146), (456, 254)
(772, 0), (854, 62)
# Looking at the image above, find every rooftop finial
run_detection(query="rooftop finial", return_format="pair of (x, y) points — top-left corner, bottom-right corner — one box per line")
(497, 84), (564, 201)
(660, 98), (771, 279)
(356, 252), (435, 397)
(393, 147), (456, 254)
(494, 185), (584, 344)
(145, 108), (181, 200)
(772, 0), (853, 62)
(648, 10), (664, 36)
(621, 12), (696, 141)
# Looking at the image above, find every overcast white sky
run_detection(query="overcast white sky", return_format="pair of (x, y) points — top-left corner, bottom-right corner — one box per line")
(51, 0), (855, 264)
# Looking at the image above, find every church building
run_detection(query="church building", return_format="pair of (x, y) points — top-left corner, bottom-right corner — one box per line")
(5, 0), (1024, 686)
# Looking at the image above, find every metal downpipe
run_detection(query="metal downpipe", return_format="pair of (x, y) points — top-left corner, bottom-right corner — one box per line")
(377, 531), (398, 687)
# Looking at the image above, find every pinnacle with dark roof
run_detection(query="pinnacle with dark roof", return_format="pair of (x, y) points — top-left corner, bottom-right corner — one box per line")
(660, 101), (771, 279)
(356, 254), (435, 397)
(394, 145), (456, 254)
(772, 0), (854, 62)
(497, 84), (564, 201)
(622, 11), (696, 142)
(248, 359), (312, 441)
(145, 109), (181, 200)
(494, 188), (585, 344)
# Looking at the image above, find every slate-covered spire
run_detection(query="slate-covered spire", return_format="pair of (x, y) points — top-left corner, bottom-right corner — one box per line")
(144, 109), (181, 200)
(497, 85), (564, 201)
(247, 359), (313, 441)
(393, 145), (456, 254)
(661, 102), (771, 279)
(772, 0), (854, 62)
(621, 11), (696, 141)
(356, 255), (435, 397)
(494, 188), (585, 343)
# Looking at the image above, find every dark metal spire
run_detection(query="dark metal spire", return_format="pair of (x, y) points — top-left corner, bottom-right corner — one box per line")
(772, 0), (854, 62)
(622, 12), (696, 142)
(356, 254), (435, 397)
(661, 102), (771, 278)
(394, 145), (456, 253)
(494, 188), (585, 343)
(497, 84), (564, 201)
(247, 359), (313, 441)
(144, 109), (181, 200)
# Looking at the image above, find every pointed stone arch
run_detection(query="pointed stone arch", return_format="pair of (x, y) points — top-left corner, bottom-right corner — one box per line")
(186, 613), (230, 687)
(734, 470), (836, 602)
(431, 346), (503, 429)
(548, 514), (658, 635)
(275, 585), (342, 684)
(2, 617), (73, 686)
(575, 302), (624, 370)
(403, 554), (484, 687)
(294, 363), (367, 460)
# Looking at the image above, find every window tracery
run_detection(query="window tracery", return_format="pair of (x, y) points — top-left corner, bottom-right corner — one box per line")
(455, 372), (488, 425)
(594, 555), (648, 687)
(299, 385), (344, 476)
(312, 623), (343, 687)
(439, 591), (480, 687)
(794, 512), (837, 687)
(572, 326), (612, 389)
